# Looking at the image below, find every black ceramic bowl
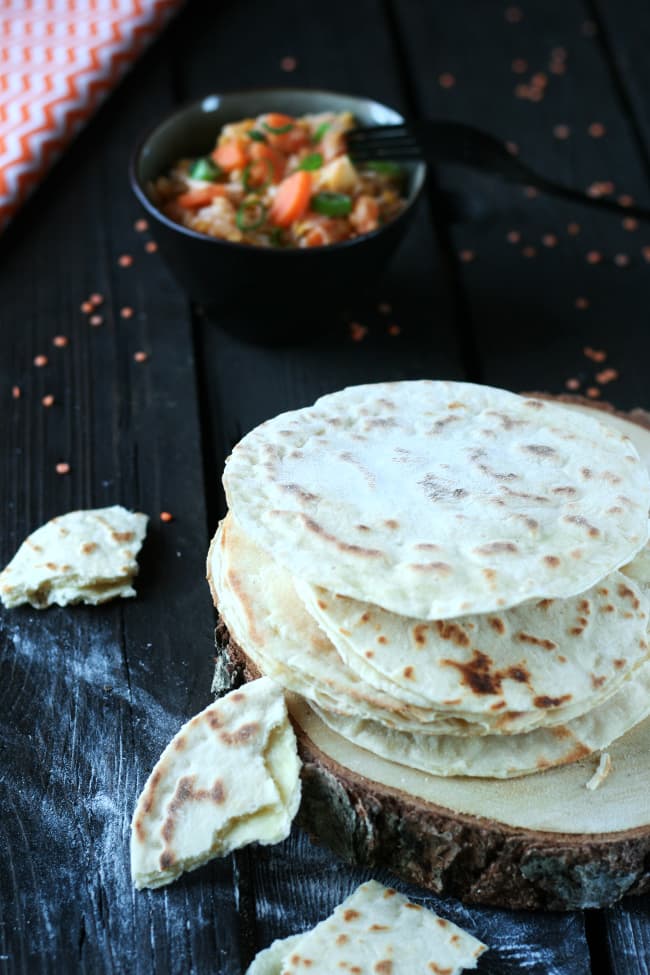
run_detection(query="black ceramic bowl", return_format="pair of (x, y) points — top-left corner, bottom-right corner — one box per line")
(130, 88), (426, 340)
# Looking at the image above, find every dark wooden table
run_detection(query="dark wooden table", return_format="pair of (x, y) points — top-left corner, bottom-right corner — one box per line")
(2, 1), (650, 972)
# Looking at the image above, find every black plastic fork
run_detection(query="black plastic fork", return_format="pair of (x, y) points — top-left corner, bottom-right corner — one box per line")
(346, 120), (650, 222)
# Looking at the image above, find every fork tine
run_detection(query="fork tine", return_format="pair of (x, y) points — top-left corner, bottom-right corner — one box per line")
(348, 141), (420, 156)
(350, 148), (421, 162)
(346, 124), (410, 139)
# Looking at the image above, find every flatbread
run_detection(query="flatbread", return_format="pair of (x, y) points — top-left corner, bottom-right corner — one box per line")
(224, 381), (649, 619)
(130, 677), (301, 890)
(210, 514), (645, 737)
(293, 557), (650, 715)
(310, 656), (650, 778)
(245, 879), (486, 974)
(0, 505), (148, 608)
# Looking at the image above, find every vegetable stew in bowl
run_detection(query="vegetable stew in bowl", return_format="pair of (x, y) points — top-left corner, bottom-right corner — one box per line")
(150, 111), (406, 248)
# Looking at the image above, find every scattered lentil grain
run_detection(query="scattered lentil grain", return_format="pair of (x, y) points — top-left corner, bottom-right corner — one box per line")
(160, 511), (174, 523)
(522, 245), (537, 257)
(81, 301), (93, 313)
(33, 354), (48, 367)
(459, 249), (475, 263)
(584, 346), (607, 362)
(42, 394), (55, 408)
(280, 56), (297, 72)
(588, 122), (606, 138)
(506, 230), (521, 244)
(439, 72), (455, 89)
(145, 241), (158, 253)
(55, 462), (70, 475)
(575, 297), (590, 309)
(568, 222), (581, 236)
(586, 387), (601, 399)
(134, 219), (148, 232)
(118, 254), (133, 268)
(596, 368), (619, 384)
(622, 218), (639, 231)
(553, 124), (570, 140)
(387, 324), (401, 336)
(614, 253), (630, 267)
(586, 251), (602, 264)
(90, 315), (103, 326)
(565, 378), (581, 391)
(120, 307), (134, 319)
(542, 234), (558, 247)
(12, 385), (21, 399)
(133, 351), (148, 362)
(53, 335), (69, 347)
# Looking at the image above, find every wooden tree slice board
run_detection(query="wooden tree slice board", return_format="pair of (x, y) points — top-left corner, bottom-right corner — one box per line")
(214, 399), (650, 912)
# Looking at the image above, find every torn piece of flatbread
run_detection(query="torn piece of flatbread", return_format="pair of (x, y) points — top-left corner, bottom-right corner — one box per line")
(130, 677), (301, 890)
(0, 505), (148, 608)
(246, 879), (487, 975)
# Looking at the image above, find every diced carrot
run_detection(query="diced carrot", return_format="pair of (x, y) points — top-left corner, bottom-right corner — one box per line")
(269, 171), (313, 227)
(176, 185), (228, 209)
(250, 142), (285, 182)
(264, 113), (295, 131)
(305, 226), (329, 247)
(212, 140), (249, 172)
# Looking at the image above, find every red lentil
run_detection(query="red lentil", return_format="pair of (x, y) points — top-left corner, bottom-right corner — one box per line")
(622, 218), (639, 231)
(553, 124), (570, 140)
(55, 462), (70, 475)
(522, 245), (537, 257)
(145, 241), (158, 253)
(280, 56), (297, 72)
(567, 222), (581, 236)
(586, 251), (602, 264)
(42, 394), (55, 407)
(90, 293), (104, 305)
(387, 324), (401, 336)
(511, 58), (528, 73)
(614, 253), (630, 267)
(565, 378), (581, 391)
(586, 387), (601, 399)
(506, 230), (521, 244)
(118, 254), (133, 268)
(81, 301), (93, 313)
(133, 351), (148, 362)
(596, 368), (619, 384)
(12, 385), (21, 399)
(459, 249), (475, 263)
(588, 122), (606, 138)
(160, 511), (174, 523)
(90, 315), (103, 326)
(542, 234), (558, 247)
(33, 354), (48, 367)
(120, 307), (134, 319)
(584, 346), (607, 362)
(53, 335), (69, 347)
(575, 297), (590, 310)
(439, 73), (456, 89)
(134, 219), (149, 232)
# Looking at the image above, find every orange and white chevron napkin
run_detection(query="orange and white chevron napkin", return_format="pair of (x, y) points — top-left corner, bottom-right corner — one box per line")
(0, 0), (183, 232)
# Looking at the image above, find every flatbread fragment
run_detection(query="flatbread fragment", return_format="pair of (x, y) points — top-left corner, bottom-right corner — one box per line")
(130, 677), (301, 890)
(245, 879), (487, 974)
(0, 505), (148, 608)
(224, 381), (649, 619)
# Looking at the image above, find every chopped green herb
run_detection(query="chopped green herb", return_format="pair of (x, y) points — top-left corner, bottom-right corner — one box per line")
(189, 157), (221, 182)
(242, 160), (272, 193)
(311, 122), (331, 143)
(270, 227), (285, 247)
(298, 152), (324, 172)
(249, 130), (267, 143)
(362, 160), (403, 179)
(311, 191), (352, 217)
(236, 198), (267, 231)
(263, 120), (294, 135)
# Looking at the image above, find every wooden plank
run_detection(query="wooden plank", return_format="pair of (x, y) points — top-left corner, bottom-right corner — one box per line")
(170, 1), (595, 973)
(0, 29), (243, 975)
(392, 0), (650, 410)
(576, 4), (650, 972)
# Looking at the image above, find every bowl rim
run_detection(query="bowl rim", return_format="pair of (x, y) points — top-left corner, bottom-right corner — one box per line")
(129, 86), (427, 258)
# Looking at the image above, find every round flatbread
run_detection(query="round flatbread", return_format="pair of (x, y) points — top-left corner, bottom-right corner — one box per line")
(209, 514), (646, 737)
(223, 381), (650, 620)
(293, 558), (650, 715)
(310, 654), (650, 778)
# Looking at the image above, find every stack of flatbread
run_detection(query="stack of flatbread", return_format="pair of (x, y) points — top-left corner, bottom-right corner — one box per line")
(208, 381), (650, 780)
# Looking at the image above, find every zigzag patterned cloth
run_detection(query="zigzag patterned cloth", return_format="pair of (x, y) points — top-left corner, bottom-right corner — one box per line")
(0, 0), (183, 232)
